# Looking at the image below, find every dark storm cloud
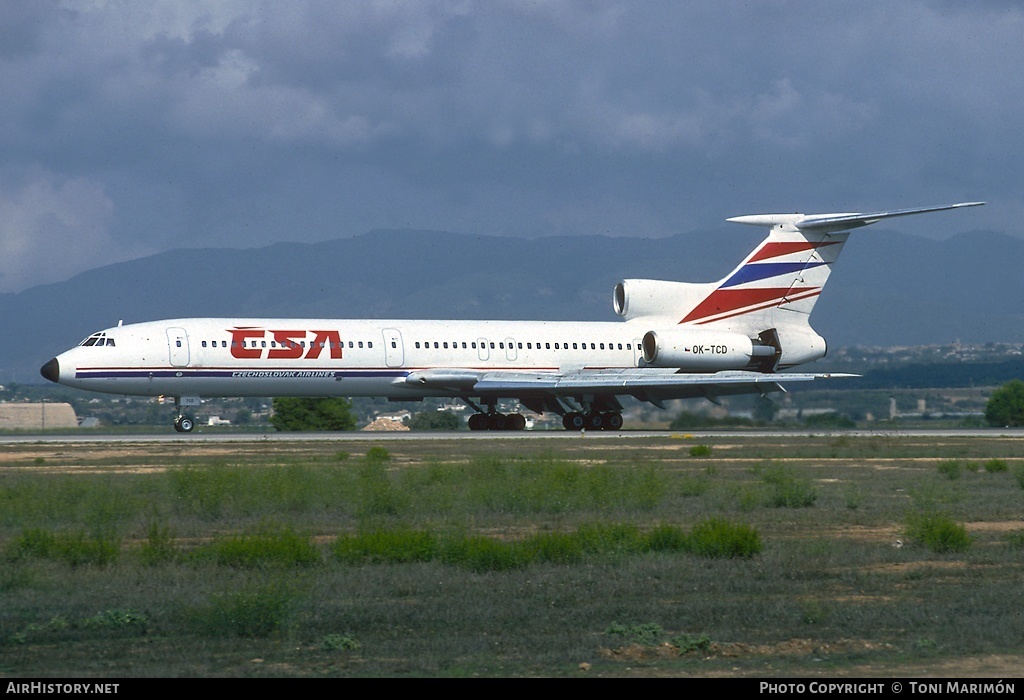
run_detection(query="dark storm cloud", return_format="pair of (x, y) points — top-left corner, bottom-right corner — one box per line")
(0, 1), (1017, 291)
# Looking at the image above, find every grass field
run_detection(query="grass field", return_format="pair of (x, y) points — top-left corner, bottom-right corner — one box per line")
(1, 433), (1023, 677)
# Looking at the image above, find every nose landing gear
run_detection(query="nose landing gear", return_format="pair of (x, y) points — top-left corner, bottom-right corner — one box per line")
(171, 396), (201, 433)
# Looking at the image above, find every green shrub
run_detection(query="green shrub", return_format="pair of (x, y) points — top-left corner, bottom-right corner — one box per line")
(984, 378), (1024, 427)
(356, 462), (408, 516)
(645, 523), (689, 552)
(936, 459), (963, 480)
(81, 609), (148, 633)
(688, 444), (712, 457)
(199, 526), (321, 568)
(905, 513), (972, 553)
(605, 621), (665, 647)
(6, 528), (120, 567)
(139, 521), (178, 566)
(575, 522), (646, 556)
(333, 528), (439, 564)
(520, 531), (584, 564)
(440, 535), (529, 572)
(365, 446), (391, 462)
(271, 397), (357, 431)
(688, 518), (762, 558)
(678, 475), (711, 497)
(759, 464), (817, 508)
(983, 458), (1008, 473)
(320, 633), (361, 651)
(192, 585), (295, 638)
(671, 632), (712, 654)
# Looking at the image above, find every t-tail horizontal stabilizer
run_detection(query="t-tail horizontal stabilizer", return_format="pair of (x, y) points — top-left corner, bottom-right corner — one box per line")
(727, 202), (985, 233)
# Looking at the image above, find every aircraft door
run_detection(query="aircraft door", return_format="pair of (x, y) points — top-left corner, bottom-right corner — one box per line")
(382, 328), (404, 368)
(477, 338), (490, 361)
(167, 327), (191, 367)
(633, 338), (644, 367)
(505, 338), (517, 362)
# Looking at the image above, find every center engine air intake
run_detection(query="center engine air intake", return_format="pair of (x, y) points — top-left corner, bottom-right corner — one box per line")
(641, 328), (775, 370)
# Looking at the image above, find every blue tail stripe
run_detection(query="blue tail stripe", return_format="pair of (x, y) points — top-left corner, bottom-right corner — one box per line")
(721, 261), (827, 288)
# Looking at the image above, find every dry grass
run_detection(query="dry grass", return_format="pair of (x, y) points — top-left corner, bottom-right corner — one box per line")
(2, 433), (1023, 677)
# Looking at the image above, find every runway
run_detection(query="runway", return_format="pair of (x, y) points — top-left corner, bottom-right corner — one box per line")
(2, 428), (1023, 444)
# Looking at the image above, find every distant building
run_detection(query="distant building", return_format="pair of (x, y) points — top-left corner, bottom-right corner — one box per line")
(0, 403), (78, 430)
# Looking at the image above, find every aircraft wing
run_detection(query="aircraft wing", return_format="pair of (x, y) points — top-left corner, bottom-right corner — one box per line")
(405, 368), (854, 402)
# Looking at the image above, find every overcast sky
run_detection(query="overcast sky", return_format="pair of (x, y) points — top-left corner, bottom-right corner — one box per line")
(0, 1), (1017, 292)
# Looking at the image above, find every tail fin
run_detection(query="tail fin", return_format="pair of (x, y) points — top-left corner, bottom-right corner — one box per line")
(683, 202), (985, 333)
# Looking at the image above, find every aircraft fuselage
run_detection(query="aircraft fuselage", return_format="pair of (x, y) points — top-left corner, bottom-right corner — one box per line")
(44, 317), (652, 400)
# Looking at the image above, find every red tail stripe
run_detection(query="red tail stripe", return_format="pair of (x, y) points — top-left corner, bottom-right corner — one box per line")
(747, 240), (840, 263)
(680, 287), (819, 324)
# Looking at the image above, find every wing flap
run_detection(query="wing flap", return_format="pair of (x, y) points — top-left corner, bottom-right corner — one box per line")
(471, 368), (854, 394)
(405, 366), (855, 401)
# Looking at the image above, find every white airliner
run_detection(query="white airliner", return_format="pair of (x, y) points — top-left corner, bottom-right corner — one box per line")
(40, 202), (983, 432)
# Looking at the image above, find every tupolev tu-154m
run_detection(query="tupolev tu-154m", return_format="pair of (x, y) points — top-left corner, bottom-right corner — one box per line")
(40, 202), (984, 432)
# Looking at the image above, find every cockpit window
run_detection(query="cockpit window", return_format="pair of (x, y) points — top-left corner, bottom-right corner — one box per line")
(79, 332), (114, 348)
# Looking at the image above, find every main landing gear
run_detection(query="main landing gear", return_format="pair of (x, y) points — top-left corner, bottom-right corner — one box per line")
(466, 410), (623, 431)
(467, 412), (527, 431)
(561, 411), (623, 431)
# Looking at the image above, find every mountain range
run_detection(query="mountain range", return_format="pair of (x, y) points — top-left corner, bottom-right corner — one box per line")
(5, 226), (1022, 383)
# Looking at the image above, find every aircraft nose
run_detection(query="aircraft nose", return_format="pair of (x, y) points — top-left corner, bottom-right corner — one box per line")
(40, 358), (60, 384)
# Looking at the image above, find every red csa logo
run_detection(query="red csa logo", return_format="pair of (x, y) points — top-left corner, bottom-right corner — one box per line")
(229, 327), (343, 360)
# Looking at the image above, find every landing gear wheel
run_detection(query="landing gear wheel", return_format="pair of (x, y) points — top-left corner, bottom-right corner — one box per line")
(605, 412), (624, 431)
(509, 413), (527, 431)
(488, 413), (508, 431)
(468, 413), (486, 431)
(586, 412), (604, 430)
(174, 415), (195, 433)
(563, 412), (585, 430)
